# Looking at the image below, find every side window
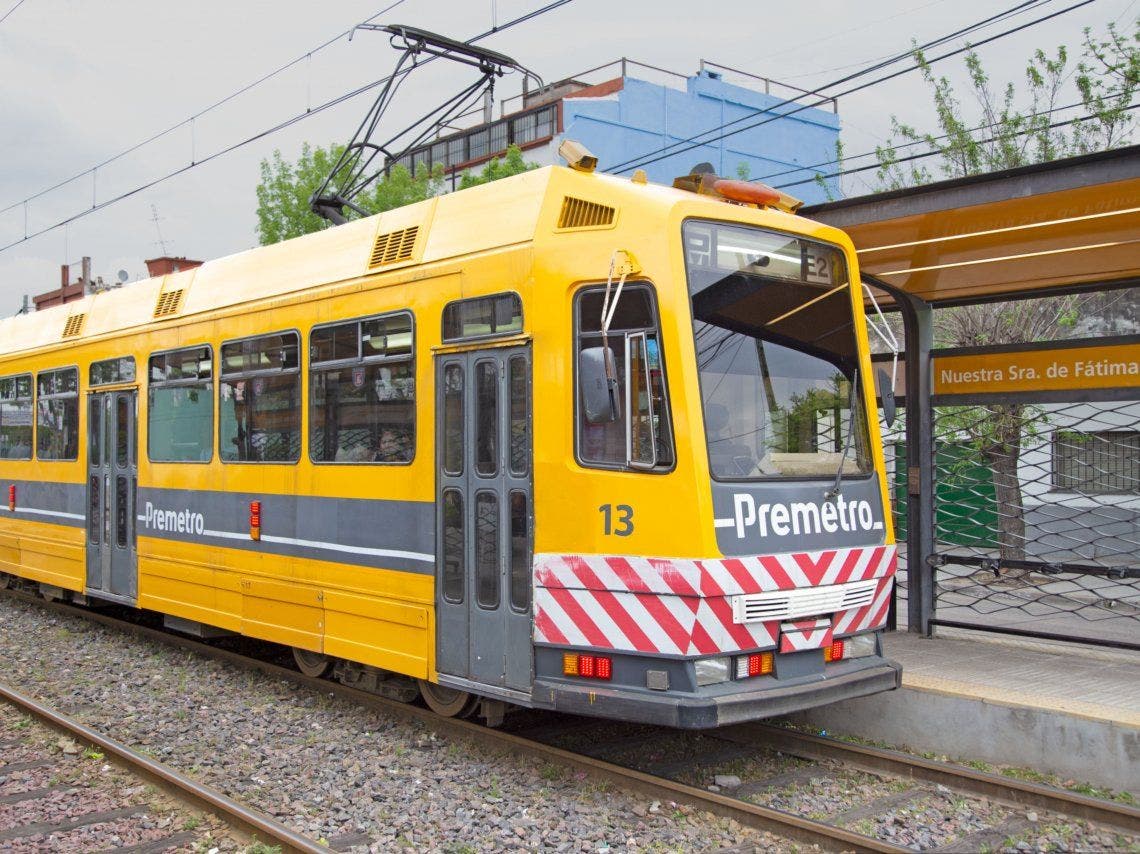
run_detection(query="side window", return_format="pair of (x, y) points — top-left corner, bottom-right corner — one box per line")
(575, 284), (674, 470)
(90, 357), (136, 387)
(443, 293), (522, 342)
(148, 347), (213, 462)
(36, 367), (79, 461)
(309, 312), (414, 464)
(220, 332), (301, 463)
(0, 374), (33, 460)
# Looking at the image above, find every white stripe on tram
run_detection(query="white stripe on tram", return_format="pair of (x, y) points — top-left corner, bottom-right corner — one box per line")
(132, 517), (436, 565)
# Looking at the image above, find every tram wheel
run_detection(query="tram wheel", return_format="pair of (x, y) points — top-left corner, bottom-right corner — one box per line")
(418, 680), (479, 718)
(292, 648), (332, 678)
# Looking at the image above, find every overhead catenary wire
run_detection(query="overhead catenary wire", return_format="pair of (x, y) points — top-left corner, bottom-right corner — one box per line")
(606, 0), (1094, 176)
(751, 95), (1136, 188)
(0, 0), (26, 25)
(0, 0), (575, 255)
(772, 101), (1140, 192)
(605, 0), (1054, 174)
(0, 0), (409, 216)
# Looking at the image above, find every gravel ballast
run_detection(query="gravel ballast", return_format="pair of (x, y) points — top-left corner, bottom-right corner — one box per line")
(0, 597), (797, 852)
(0, 699), (238, 851)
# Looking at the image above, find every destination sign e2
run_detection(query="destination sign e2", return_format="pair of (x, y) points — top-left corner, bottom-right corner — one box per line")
(683, 221), (847, 288)
(934, 342), (1140, 395)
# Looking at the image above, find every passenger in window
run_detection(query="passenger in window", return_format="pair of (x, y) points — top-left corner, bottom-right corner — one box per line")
(377, 427), (412, 462)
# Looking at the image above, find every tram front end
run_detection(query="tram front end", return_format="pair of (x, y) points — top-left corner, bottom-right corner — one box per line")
(532, 212), (900, 728)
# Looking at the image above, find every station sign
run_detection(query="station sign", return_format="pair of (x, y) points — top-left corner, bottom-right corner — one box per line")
(933, 341), (1140, 395)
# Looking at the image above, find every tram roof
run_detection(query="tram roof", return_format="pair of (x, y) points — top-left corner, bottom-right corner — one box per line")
(803, 144), (1140, 307)
(0, 164), (824, 359)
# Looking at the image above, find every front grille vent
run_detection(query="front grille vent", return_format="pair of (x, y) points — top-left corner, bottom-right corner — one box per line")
(369, 226), (419, 267)
(154, 288), (185, 318)
(62, 314), (86, 339)
(558, 197), (616, 229)
(732, 578), (880, 624)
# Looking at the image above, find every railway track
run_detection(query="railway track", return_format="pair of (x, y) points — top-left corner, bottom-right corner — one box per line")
(509, 714), (1140, 851)
(3, 585), (1137, 853)
(0, 680), (324, 853)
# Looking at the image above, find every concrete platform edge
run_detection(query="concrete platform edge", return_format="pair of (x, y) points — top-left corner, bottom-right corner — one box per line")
(788, 686), (1140, 796)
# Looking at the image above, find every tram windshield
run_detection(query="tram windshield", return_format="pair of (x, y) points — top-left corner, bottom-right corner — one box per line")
(682, 220), (872, 481)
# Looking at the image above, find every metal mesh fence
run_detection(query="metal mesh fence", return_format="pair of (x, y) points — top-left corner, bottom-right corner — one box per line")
(924, 398), (1140, 648)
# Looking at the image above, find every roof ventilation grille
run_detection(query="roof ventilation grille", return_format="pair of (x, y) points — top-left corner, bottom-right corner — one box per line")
(62, 313), (85, 339)
(558, 197), (616, 229)
(369, 226), (419, 268)
(154, 288), (185, 318)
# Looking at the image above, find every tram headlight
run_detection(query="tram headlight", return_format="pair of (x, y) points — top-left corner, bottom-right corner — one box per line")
(844, 633), (878, 659)
(694, 656), (731, 686)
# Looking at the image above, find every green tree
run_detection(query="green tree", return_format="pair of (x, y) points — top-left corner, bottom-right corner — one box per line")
(255, 143), (443, 245)
(874, 21), (1137, 189)
(1073, 19), (1140, 153)
(256, 142), (537, 245)
(870, 21), (1137, 567)
(456, 144), (539, 189)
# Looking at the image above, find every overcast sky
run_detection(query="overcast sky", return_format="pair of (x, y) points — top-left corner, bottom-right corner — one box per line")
(0, 0), (1134, 317)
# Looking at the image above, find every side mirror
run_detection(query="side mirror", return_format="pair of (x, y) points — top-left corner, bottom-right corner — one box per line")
(877, 367), (897, 428)
(579, 346), (621, 423)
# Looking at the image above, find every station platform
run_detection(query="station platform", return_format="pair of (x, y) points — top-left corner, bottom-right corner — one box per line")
(789, 629), (1140, 795)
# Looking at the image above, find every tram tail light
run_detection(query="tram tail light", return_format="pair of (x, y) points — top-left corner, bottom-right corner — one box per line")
(596, 655), (612, 680)
(249, 500), (261, 541)
(824, 640), (846, 662)
(562, 652), (612, 681)
(7, 485), (14, 512)
(735, 651), (774, 679)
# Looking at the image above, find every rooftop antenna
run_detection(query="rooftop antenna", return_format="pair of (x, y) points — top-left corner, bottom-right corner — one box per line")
(150, 204), (171, 255)
(310, 24), (541, 225)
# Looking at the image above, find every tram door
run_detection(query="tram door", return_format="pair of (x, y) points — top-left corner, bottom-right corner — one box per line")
(85, 391), (138, 603)
(435, 346), (533, 692)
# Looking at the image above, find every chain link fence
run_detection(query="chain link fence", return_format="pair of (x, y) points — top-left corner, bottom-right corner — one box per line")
(887, 396), (1140, 649)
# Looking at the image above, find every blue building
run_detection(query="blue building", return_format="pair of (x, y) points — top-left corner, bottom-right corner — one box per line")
(391, 60), (842, 204)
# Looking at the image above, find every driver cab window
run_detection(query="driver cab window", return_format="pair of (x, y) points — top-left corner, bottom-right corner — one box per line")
(574, 284), (673, 471)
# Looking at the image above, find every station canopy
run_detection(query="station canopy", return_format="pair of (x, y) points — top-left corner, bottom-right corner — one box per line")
(802, 144), (1140, 306)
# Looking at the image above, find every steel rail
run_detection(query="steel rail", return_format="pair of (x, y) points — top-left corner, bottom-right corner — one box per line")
(730, 723), (1140, 835)
(11, 588), (1139, 845)
(0, 680), (326, 854)
(0, 589), (904, 853)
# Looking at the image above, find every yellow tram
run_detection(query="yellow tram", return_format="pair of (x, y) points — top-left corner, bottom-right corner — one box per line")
(0, 150), (900, 727)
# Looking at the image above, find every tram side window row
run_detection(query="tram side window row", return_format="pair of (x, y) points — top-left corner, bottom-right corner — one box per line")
(141, 315), (419, 466)
(0, 367), (84, 463)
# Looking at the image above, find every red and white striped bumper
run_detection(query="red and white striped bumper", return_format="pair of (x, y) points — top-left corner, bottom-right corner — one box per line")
(533, 544), (896, 656)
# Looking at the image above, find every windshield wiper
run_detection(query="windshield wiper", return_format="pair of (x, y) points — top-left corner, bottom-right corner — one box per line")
(825, 368), (858, 500)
